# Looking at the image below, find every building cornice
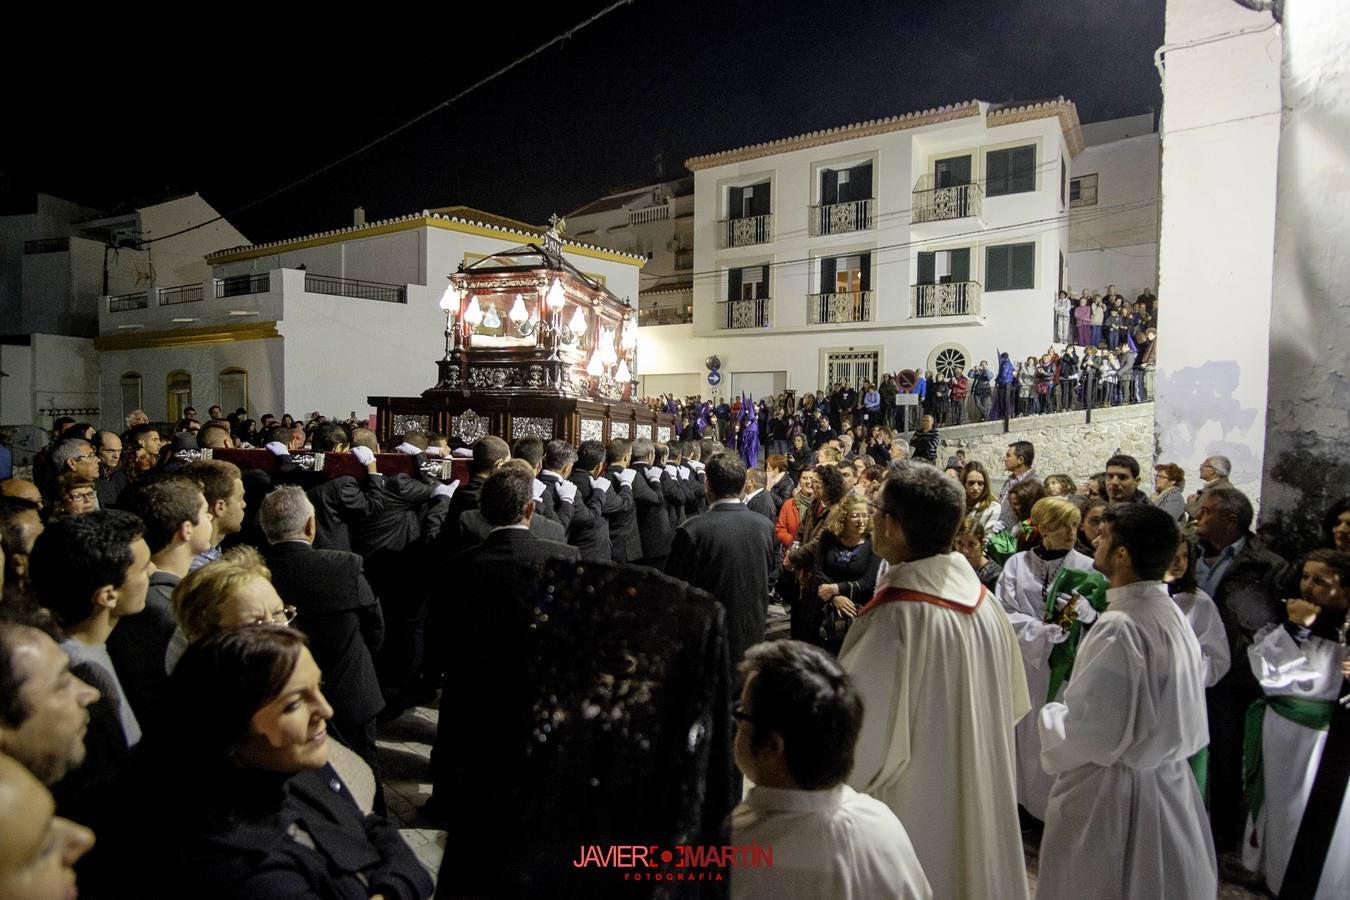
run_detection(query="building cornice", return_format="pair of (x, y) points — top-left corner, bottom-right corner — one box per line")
(206, 211), (648, 268)
(987, 97), (1084, 157)
(94, 321), (280, 352)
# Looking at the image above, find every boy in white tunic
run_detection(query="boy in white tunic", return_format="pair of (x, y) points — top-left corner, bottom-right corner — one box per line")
(1038, 503), (1217, 900)
(731, 640), (930, 900)
(841, 462), (1031, 900)
(1243, 548), (1350, 899)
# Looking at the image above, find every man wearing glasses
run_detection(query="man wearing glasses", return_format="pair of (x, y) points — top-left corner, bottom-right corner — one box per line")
(1184, 455), (1233, 522)
(840, 462), (1031, 900)
(48, 439), (101, 508)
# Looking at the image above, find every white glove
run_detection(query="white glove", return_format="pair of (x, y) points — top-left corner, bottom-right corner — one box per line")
(350, 446), (375, 467)
(395, 442), (421, 456)
(590, 476), (611, 493)
(1074, 594), (1099, 625)
(643, 467), (662, 484)
(532, 478), (547, 502)
(678, 467), (690, 481)
(433, 480), (459, 499)
(663, 464), (678, 478)
(423, 445), (444, 458)
(687, 459), (705, 472)
(614, 468), (637, 487)
(264, 442), (290, 457)
(555, 479), (578, 503)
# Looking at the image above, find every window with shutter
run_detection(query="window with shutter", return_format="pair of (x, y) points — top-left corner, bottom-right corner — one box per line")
(820, 257), (837, 294)
(918, 252), (936, 285)
(984, 243), (1035, 291)
(727, 268), (742, 301)
(985, 145), (1036, 197)
(935, 155), (972, 188)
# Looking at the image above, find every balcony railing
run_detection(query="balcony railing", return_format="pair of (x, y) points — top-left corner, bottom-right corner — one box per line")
(159, 283), (204, 306)
(911, 281), (981, 318)
(215, 273), (270, 298)
(717, 214), (773, 249)
(638, 306), (693, 327)
(304, 273), (406, 304)
(628, 205), (670, 225)
(911, 177), (983, 223)
(673, 249), (693, 271)
(108, 292), (148, 313)
(23, 237), (69, 254)
(807, 291), (873, 325)
(809, 198), (874, 236)
(717, 297), (771, 329)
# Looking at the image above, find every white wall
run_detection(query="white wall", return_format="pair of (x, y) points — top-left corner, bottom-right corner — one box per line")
(1259, 0), (1350, 550)
(1154, 0), (1283, 503)
(1068, 244), (1158, 301)
(1068, 128), (1160, 298)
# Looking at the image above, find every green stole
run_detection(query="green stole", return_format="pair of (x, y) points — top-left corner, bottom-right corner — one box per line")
(1243, 695), (1335, 820)
(1042, 566), (1110, 704)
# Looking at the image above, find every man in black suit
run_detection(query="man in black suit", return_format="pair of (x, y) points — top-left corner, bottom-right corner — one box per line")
(456, 461), (567, 544)
(629, 437), (675, 569)
(276, 422), (388, 553)
(743, 467), (776, 521)
(604, 439), (642, 563)
(569, 440), (623, 562)
(513, 436), (572, 532)
(538, 440), (602, 560)
(665, 453), (776, 668)
(440, 435), (510, 546)
(450, 464), (580, 569)
(258, 486), (386, 773)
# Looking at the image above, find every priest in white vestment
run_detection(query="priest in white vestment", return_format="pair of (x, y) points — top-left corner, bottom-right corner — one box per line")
(996, 496), (1099, 820)
(731, 640), (930, 900)
(1242, 549), (1350, 899)
(1038, 503), (1217, 900)
(840, 462), (1031, 900)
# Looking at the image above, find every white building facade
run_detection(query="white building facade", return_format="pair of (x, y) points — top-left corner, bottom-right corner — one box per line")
(636, 99), (1083, 401)
(94, 208), (644, 431)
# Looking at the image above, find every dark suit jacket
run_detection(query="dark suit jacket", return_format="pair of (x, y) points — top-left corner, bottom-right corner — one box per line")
(745, 490), (776, 522)
(263, 541), (386, 729)
(665, 502), (776, 666)
(1205, 534), (1293, 691)
(451, 526), (581, 569)
(457, 510), (565, 545)
(534, 472), (574, 531)
(631, 463), (675, 560)
(604, 468), (642, 563)
(307, 473), (386, 552)
(106, 571), (179, 735)
(350, 471), (440, 557)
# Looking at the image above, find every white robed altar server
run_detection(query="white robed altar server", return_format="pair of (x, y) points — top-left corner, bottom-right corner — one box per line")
(1242, 550), (1350, 899)
(1165, 537), (1232, 687)
(1037, 504), (1217, 900)
(995, 496), (1098, 820)
(840, 463), (1031, 900)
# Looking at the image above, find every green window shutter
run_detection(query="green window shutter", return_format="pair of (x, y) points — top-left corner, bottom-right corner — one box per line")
(1010, 243), (1035, 288)
(859, 253), (871, 293)
(917, 252), (936, 285)
(986, 246), (1009, 291)
(728, 186), (743, 219)
(756, 266), (770, 300)
(951, 248), (971, 283)
(728, 268), (742, 301)
(1011, 146), (1036, 193)
(986, 150), (1009, 196)
(820, 257), (837, 294)
(753, 182), (772, 216)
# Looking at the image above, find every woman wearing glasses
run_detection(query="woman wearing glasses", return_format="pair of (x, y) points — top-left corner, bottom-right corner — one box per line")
(127, 626), (433, 900)
(166, 546), (297, 674)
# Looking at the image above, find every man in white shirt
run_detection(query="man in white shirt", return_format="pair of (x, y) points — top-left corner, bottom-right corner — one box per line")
(841, 461), (1031, 900)
(1037, 503), (1217, 899)
(731, 639), (930, 900)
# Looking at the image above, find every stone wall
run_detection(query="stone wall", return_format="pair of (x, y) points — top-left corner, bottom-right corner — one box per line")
(935, 403), (1156, 483)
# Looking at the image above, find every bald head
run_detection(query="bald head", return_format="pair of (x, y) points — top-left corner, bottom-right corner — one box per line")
(0, 482), (41, 507)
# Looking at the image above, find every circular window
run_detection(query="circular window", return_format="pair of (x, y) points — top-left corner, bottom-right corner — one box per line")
(929, 344), (969, 380)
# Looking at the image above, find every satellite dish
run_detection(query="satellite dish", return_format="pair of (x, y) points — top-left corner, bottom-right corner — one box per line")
(897, 369), (918, 390)
(705, 355), (722, 372)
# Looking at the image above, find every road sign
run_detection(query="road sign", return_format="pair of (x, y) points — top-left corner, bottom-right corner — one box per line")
(707, 370), (722, 387)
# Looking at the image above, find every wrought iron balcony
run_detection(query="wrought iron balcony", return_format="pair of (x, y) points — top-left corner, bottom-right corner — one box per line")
(158, 283), (204, 306)
(911, 176), (983, 223)
(638, 306), (693, 327)
(215, 273), (270, 298)
(717, 297), (771, 329)
(809, 198), (874, 236)
(108, 292), (148, 313)
(807, 291), (873, 325)
(304, 273), (406, 304)
(673, 249), (693, 271)
(717, 214), (773, 249)
(911, 282), (981, 318)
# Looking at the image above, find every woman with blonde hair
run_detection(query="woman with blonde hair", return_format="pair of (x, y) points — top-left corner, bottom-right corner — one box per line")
(166, 546), (294, 672)
(805, 492), (879, 655)
(996, 496), (1105, 822)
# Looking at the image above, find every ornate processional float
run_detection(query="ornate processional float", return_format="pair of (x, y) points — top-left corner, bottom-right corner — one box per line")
(369, 220), (676, 447)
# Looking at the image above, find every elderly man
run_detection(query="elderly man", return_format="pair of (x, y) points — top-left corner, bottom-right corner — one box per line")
(261, 486), (385, 773)
(91, 432), (127, 509)
(840, 462), (1030, 900)
(1184, 455), (1233, 521)
(732, 640), (930, 899)
(48, 440), (100, 508)
(1194, 486), (1293, 853)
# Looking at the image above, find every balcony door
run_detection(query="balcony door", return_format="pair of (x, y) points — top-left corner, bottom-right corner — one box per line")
(728, 182), (770, 220)
(917, 248), (970, 285)
(934, 155), (972, 188)
(820, 162), (873, 205)
(821, 253), (871, 295)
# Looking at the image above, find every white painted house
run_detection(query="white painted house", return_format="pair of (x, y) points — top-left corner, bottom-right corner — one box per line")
(94, 207), (645, 430)
(1067, 113), (1160, 298)
(635, 98), (1084, 402)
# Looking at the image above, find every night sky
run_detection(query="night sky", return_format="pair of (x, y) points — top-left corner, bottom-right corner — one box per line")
(3, 0), (1162, 245)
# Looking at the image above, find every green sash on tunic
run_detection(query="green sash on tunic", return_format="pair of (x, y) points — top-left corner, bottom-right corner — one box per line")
(1042, 567), (1110, 703)
(1189, 748), (1209, 803)
(1243, 695), (1334, 821)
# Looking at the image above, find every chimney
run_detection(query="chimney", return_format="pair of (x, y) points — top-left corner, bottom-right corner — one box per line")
(354, 206), (366, 227)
